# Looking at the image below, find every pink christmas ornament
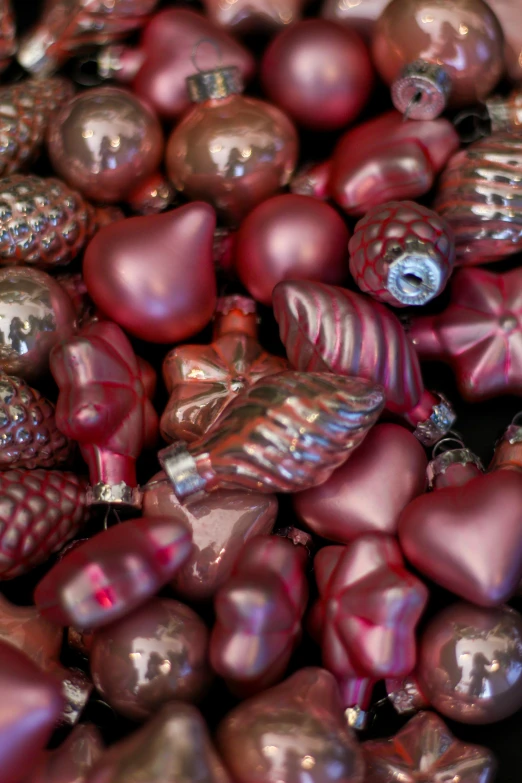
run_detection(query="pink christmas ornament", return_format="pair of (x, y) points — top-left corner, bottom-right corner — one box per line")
(290, 160), (331, 200)
(90, 597), (211, 720)
(408, 267), (522, 401)
(372, 0), (504, 119)
(486, 0), (522, 81)
(217, 668), (365, 783)
(235, 195), (350, 306)
(0, 0), (15, 71)
(293, 423), (427, 543)
(202, 0), (304, 32)
(83, 204), (217, 344)
(210, 533), (309, 694)
(98, 9), (255, 120)
(434, 133), (522, 265)
(161, 295), (287, 443)
(261, 20), (373, 131)
(321, 0), (389, 39)
(50, 321), (158, 505)
(18, 0), (158, 77)
(273, 280), (455, 446)
(363, 711), (496, 783)
(349, 201), (455, 307)
(0, 641), (63, 783)
(24, 724), (104, 783)
(34, 515), (192, 631)
(0, 468), (88, 580)
(309, 535), (428, 716)
(490, 416), (522, 474)
(143, 471), (277, 602)
(329, 111), (459, 216)
(166, 66), (298, 226)
(159, 371), (384, 500)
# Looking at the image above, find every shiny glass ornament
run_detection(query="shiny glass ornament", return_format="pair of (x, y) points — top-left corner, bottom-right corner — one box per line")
(50, 320), (158, 505)
(293, 423), (427, 543)
(161, 295), (287, 443)
(372, 0), (504, 119)
(434, 132), (522, 265)
(166, 65), (298, 225)
(349, 201), (455, 307)
(273, 281), (455, 446)
(203, 0), (304, 32)
(159, 371), (384, 500)
(321, 0), (389, 39)
(34, 516), (192, 630)
(485, 0), (522, 81)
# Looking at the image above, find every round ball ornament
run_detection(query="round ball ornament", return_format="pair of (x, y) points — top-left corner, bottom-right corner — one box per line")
(261, 20), (373, 131)
(166, 65), (298, 225)
(48, 87), (164, 204)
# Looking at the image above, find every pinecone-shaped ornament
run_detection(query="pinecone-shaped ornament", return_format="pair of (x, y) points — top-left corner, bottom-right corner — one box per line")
(349, 201), (455, 307)
(0, 375), (73, 470)
(0, 0), (15, 72)
(0, 78), (74, 177)
(0, 175), (96, 268)
(0, 468), (89, 579)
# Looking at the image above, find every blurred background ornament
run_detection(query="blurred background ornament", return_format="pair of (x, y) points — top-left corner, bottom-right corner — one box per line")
(235, 195), (350, 305)
(485, 0), (522, 81)
(349, 201), (455, 307)
(90, 597), (212, 720)
(217, 668), (365, 783)
(34, 516), (192, 630)
(273, 281), (455, 445)
(83, 204), (217, 344)
(210, 533), (309, 694)
(363, 711), (496, 783)
(434, 133), (522, 265)
(98, 9), (255, 121)
(0, 467), (88, 580)
(328, 111), (459, 216)
(143, 472), (277, 602)
(0, 375), (73, 470)
(25, 723), (104, 783)
(409, 267), (522, 401)
(261, 20), (373, 131)
(159, 371), (384, 500)
(0, 0), (15, 71)
(18, 0), (159, 77)
(290, 160), (331, 200)
(372, 0), (504, 119)
(293, 423), (427, 543)
(321, 0), (389, 39)
(50, 321), (158, 505)
(203, 0), (303, 32)
(161, 295), (287, 443)
(166, 63), (298, 225)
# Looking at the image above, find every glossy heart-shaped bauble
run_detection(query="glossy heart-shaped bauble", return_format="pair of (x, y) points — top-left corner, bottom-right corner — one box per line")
(399, 470), (522, 606)
(294, 424), (427, 542)
(83, 203), (217, 343)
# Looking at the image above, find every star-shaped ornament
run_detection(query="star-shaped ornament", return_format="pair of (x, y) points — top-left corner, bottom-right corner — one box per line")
(203, 0), (304, 32)
(409, 267), (522, 401)
(363, 711), (497, 783)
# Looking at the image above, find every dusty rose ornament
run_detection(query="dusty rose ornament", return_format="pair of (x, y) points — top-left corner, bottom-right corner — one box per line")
(50, 320), (158, 506)
(408, 267), (522, 401)
(349, 201), (455, 307)
(159, 371), (384, 500)
(273, 281), (455, 445)
(363, 711), (496, 782)
(18, 0), (158, 77)
(161, 295), (287, 443)
(210, 532), (309, 694)
(25, 724), (104, 783)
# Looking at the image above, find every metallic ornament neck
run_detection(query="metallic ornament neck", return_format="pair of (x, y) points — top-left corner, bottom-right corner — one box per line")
(392, 60), (451, 120)
(187, 66), (243, 103)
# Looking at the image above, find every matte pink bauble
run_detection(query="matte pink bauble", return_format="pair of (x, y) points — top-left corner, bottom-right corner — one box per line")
(235, 194), (349, 305)
(48, 87), (163, 204)
(83, 203), (217, 343)
(261, 20), (373, 131)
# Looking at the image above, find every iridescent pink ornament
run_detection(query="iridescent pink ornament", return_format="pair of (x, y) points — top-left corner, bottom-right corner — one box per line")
(34, 516), (192, 630)
(273, 280), (455, 446)
(98, 9), (255, 120)
(349, 201), (455, 307)
(159, 371), (384, 500)
(408, 267), (522, 401)
(293, 423), (427, 542)
(210, 533), (309, 694)
(50, 320), (158, 505)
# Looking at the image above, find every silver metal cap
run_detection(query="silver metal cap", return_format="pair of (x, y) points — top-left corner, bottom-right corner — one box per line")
(392, 60), (451, 120)
(86, 482), (141, 508)
(187, 66), (243, 103)
(386, 237), (444, 306)
(158, 441), (208, 500)
(413, 392), (456, 446)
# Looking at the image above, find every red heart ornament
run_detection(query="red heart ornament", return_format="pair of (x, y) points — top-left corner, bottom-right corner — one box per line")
(399, 470), (522, 607)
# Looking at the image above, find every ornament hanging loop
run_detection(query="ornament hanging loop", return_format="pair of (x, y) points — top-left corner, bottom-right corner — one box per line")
(431, 431), (465, 459)
(191, 37), (223, 74)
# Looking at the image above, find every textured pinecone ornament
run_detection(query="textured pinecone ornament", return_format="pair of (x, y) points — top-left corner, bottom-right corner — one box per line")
(0, 468), (88, 579)
(0, 175), (96, 268)
(0, 78), (74, 177)
(0, 375), (73, 470)
(349, 201), (455, 307)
